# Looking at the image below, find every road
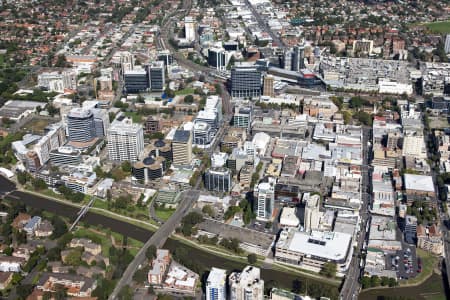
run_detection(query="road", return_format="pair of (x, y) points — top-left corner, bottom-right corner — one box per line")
(109, 189), (200, 299)
(340, 126), (372, 300)
(158, 0), (232, 116)
(243, 0), (285, 48)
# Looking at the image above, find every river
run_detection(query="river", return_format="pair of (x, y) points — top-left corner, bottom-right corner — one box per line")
(0, 176), (340, 298)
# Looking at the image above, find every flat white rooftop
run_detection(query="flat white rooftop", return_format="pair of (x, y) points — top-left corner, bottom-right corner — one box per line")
(404, 174), (434, 192)
(283, 230), (352, 261)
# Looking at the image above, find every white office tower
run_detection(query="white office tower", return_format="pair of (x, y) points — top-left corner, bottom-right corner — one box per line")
(229, 266), (264, 300)
(205, 95), (223, 123)
(120, 51), (134, 75)
(185, 16), (196, 42)
(206, 268), (227, 300)
(255, 177), (276, 221)
(107, 115), (144, 162)
(284, 49), (293, 70)
(304, 193), (321, 232)
(445, 34), (450, 54)
(193, 121), (214, 147)
(172, 129), (193, 166)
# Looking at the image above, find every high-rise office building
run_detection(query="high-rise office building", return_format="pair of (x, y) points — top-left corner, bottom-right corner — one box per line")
(49, 146), (82, 166)
(149, 61), (165, 92)
(172, 129), (193, 166)
(107, 115), (144, 162)
(204, 167), (232, 192)
(158, 50), (174, 66)
(405, 215), (418, 244)
(284, 50), (292, 70)
(263, 75), (274, 97)
(231, 65), (262, 99)
(208, 47), (227, 70)
(193, 121), (214, 146)
(205, 95), (223, 123)
(229, 266), (264, 300)
(67, 108), (96, 143)
(92, 108), (110, 138)
(304, 193), (321, 232)
(124, 67), (149, 93)
(445, 34), (450, 54)
(292, 45), (305, 71)
(255, 178), (276, 221)
(206, 268), (227, 300)
(233, 106), (252, 130)
(185, 16), (196, 42)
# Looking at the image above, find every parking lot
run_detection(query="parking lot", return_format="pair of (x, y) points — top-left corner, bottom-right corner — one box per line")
(385, 244), (421, 280)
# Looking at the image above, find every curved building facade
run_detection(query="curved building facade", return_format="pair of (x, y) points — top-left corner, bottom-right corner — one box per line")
(67, 108), (96, 143)
(132, 156), (166, 183)
(149, 139), (173, 162)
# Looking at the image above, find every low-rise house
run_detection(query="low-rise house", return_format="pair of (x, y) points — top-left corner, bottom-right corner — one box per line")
(0, 272), (13, 290)
(36, 273), (97, 297)
(23, 216), (42, 236)
(12, 213), (31, 230)
(81, 252), (109, 267)
(76, 265), (106, 278)
(35, 220), (54, 237)
(417, 224), (443, 255)
(48, 261), (71, 274)
(0, 256), (26, 272)
(12, 247), (31, 261)
(148, 249), (171, 285)
(69, 238), (102, 256)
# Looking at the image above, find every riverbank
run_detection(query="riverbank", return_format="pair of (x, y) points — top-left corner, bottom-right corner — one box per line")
(3, 188), (341, 299)
(359, 272), (447, 300)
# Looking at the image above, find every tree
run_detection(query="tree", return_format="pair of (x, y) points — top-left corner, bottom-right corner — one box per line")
(54, 55), (69, 68)
(202, 205), (215, 217)
(184, 95), (194, 103)
(146, 245), (157, 260)
(247, 253), (257, 265)
(64, 248), (83, 266)
(380, 276), (390, 286)
(31, 178), (47, 190)
(17, 283), (34, 299)
(349, 96), (368, 109)
(114, 194), (132, 209)
(118, 285), (133, 300)
(319, 262), (337, 278)
(17, 171), (29, 185)
(121, 161), (132, 173)
(370, 275), (380, 287)
(164, 88), (175, 98)
(51, 216), (68, 239)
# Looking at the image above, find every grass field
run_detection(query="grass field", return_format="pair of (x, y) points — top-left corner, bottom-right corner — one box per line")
(359, 273), (447, 300)
(74, 226), (144, 257)
(424, 20), (450, 33)
(155, 207), (175, 221)
(124, 111), (145, 123)
(22, 119), (51, 134)
(175, 88), (195, 95)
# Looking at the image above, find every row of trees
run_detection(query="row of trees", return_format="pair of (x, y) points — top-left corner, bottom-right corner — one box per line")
(361, 275), (398, 289)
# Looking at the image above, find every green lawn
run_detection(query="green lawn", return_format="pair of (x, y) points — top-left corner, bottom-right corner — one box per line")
(155, 207), (175, 221)
(424, 20), (450, 33)
(73, 227), (113, 257)
(74, 226), (143, 257)
(175, 88), (195, 95)
(124, 111), (145, 123)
